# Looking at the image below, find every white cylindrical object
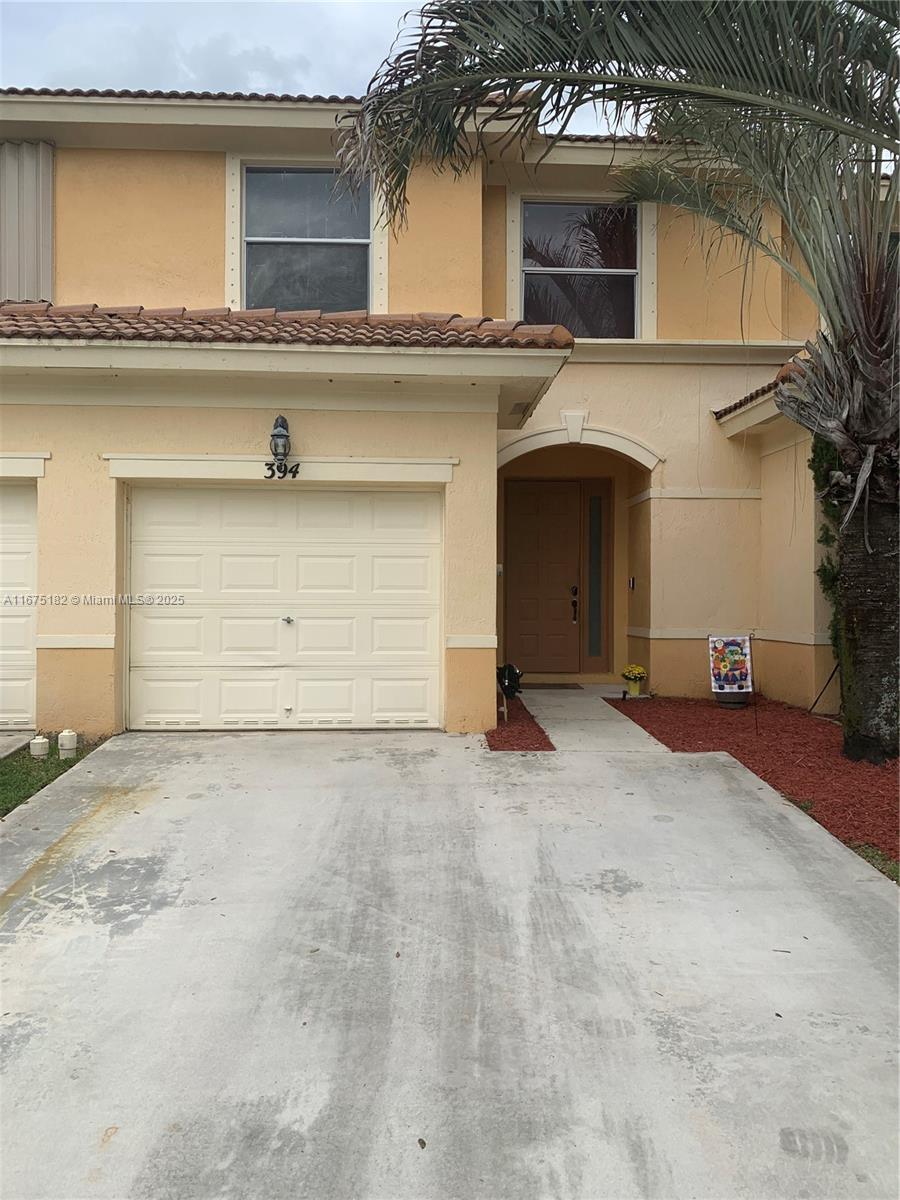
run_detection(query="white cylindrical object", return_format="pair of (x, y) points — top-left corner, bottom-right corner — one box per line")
(29, 735), (49, 759)
(58, 729), (78, 760)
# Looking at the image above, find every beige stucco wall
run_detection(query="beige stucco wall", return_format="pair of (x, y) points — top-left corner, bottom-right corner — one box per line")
(49, 147), (813, 344)
(1, 391), (499, 734)
(757, 428), (838, 712)
(656, 206), (785, 341)
(759, 433), (817, 637)
(445, 648), (497, 732)
(37, 649), (119, 736)
(54, 148), (226, 308)
(495, 359), (833, 705)
(388, 164), (484, 315)
(482, 185), (507, 319)
(513, 360), (772, 489)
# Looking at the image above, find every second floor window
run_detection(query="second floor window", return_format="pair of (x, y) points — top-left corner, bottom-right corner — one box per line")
(244, 168), (370, 312)
(522, 202), (637, 338)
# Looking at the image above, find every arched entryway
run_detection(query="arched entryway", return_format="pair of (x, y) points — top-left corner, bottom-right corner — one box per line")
(497, 438), (655, 684)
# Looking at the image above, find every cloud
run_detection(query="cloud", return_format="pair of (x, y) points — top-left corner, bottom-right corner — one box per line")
(0, 0), (606, 131)
(176, 32), (311, 94)
(0, 1), (410, 94)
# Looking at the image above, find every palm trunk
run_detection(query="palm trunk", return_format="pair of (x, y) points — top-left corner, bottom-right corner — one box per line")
(835, 495), (899, 763)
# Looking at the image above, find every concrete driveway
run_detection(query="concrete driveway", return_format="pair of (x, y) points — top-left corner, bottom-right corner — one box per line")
(1, 722), (897, 1200)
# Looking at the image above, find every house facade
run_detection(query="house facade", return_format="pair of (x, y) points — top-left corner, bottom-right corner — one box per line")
(0, 88), (836, 736)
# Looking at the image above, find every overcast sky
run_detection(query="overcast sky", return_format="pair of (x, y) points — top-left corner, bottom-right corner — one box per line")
(0, 1), (417, 96)
(0, 0), (605, 131)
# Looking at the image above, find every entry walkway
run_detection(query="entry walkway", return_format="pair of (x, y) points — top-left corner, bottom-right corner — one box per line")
(522, 686), (669, 752)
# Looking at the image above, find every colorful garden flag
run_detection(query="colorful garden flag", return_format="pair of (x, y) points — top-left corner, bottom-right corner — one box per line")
(709, 635), (753, 693)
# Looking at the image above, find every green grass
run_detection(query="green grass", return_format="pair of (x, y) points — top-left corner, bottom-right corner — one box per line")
(850, 843), (900, 884)
(0, 740), (101, 820)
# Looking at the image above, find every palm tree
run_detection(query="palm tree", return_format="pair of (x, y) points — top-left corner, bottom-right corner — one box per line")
(339, 0), (899, 762)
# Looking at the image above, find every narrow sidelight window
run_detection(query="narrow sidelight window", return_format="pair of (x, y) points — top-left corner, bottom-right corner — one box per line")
(522, 202), (637, 337)
(244, 168), (370, 312)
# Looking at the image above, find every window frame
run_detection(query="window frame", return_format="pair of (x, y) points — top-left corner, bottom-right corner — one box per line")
(507, 189), (657, 339)
(226, 154), (388, 311)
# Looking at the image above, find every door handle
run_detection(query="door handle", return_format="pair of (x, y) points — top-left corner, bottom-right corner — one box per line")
(570, 584), (579, 623)
(282, 616), (294, 624)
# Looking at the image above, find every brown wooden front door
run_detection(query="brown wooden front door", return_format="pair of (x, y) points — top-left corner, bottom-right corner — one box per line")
(505, 481), (581, 672)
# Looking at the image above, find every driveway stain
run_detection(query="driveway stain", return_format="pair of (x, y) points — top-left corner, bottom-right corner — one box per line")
(588, 869), (644, 896)
(0, 1012), (48, 1072)
(131, 1096), (309, 1200)
(0, 787), (160, 928)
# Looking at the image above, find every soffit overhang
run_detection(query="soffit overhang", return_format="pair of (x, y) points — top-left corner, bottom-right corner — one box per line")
(0, 339), (569, 429)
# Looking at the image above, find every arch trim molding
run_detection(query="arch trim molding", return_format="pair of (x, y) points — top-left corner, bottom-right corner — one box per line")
(497, 426), (664, 471)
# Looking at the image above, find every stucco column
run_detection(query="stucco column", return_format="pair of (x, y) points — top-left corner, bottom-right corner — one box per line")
(442, 412), (498, 733)
(32, 415), (123, 733)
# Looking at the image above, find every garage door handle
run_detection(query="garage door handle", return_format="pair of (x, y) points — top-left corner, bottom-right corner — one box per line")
(282, 616), (294, 624)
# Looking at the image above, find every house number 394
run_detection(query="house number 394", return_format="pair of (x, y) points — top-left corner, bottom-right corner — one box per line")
(263, 461), (301, 479)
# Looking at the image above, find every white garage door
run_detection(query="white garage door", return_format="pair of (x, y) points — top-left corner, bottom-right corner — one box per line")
(0, 483), (37, 728)
(129, 487), (442, 730)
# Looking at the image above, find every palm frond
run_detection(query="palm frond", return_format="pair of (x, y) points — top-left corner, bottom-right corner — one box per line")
(338, 0), (900, 223)
(613, 116), (898, 498)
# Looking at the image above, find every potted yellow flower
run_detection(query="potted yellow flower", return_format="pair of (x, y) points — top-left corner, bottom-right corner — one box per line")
(621, 664), (648, 698)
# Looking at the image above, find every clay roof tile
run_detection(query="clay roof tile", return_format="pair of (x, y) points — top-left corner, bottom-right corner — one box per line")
(0, 303), (574, 352)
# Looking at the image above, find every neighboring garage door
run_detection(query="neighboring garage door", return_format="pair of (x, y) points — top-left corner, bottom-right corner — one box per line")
(0, 483), (37, 728)
(129, 487), (442, 729)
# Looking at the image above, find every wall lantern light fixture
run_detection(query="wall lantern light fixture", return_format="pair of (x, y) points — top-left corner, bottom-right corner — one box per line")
(269, 415), (291, 465)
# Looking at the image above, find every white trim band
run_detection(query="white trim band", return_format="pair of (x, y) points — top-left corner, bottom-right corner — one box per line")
(627, 487), (762, 506)
(446, 634), (497, 649)
(498, 426), (663, 471)
(0, 453), (51, 478)
(104, 455), (458, 483)
(37, 634), (115, 649)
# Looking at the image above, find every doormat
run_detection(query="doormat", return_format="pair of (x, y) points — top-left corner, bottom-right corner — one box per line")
(486, 697), (555, 751)
(520, 683), (583, 690)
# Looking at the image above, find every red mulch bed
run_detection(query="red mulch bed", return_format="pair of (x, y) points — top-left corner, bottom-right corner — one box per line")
(609, 696), (898, 859)
(486, 696), (555, 751)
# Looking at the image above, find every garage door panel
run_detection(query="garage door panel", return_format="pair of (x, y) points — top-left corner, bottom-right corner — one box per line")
(220, 617), (281, 656)
(130, 490), (212, 537)
(0, 612), (35, 656)
(371, 492), (436, 534)
(129, 488), (442, 729)
(371, 614), (436, 656)
(296, 493), (356, 533)
(296, 554), (357, 594)
(0, 485), (36, 532)
(0, 550), (35, 591)
(293, 676), (357, 724)
(0, 484), (36, 728)
(0, 673), (36, 727)
(131, 613), (205, 660)
(218, 676), (281, 723)
(131, 676), (204, 726)
(132, 552), (205, 594)
(371, 675), (436, 725)
(294, 617), (357, 656)
(220, 554), (281, 593)
(371, 554), (433, 596)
